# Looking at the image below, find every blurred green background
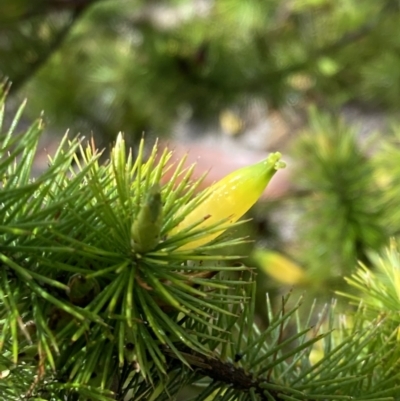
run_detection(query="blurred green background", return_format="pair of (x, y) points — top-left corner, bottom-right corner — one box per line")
(2, 0), (400, 314)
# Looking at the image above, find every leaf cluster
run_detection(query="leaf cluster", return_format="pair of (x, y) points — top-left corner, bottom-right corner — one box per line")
(288, 107), (388, 289)
(2, 0), (400, 139)
(0, 89), (249, 399)
(1, 91), (400, 400)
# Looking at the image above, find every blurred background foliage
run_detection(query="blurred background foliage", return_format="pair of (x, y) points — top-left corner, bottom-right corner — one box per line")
(2, 0), (400, 311)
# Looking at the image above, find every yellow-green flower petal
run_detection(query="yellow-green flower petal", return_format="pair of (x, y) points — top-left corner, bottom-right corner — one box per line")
(170, 152), (285, 250)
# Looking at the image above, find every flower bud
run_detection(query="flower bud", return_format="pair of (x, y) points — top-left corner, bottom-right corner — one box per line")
(131, 184), (163, 253)
(170, 153), (285, 250)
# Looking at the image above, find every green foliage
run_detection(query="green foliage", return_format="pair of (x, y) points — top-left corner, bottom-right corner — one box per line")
(1, 0), (400, 139)
(5, 2), (400, 399)
(341, 239), (400, 319)
(291, 108), (386, 287)
(373, 128), (400, 235)
(2, 91), (400, 400)
(277, 106), (400, 299)
(0, 91), (251, 399)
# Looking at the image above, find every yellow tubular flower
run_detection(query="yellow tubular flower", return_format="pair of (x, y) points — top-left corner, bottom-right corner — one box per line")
(170, 152), (285, 250)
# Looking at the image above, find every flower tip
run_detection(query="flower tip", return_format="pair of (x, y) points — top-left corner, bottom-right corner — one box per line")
(275, 160), (286, 170)
(264, 152), (286, 171)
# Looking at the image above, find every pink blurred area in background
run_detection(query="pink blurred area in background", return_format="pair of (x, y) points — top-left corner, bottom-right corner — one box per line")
(159, 140), (291, 200)
(32, 136), (291, 201)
